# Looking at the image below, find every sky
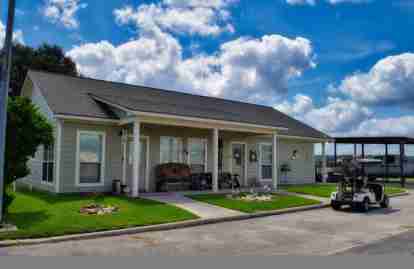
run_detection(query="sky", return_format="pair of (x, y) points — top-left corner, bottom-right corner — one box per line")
(2, 0), (414, 155)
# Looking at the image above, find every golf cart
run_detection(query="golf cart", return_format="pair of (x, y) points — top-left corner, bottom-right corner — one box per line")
(330, 158), (390, 212)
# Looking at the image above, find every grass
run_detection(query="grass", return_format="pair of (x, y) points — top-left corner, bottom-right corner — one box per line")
(187, 193), (320, 213)
(0, 190), (197, 240)
(282, 183), (406, 198)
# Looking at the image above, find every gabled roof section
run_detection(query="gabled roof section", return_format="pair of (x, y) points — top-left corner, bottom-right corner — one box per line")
(27, 70), (330, 140)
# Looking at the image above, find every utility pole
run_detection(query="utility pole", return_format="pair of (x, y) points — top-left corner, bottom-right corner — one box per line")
(0, 0), (16, 223)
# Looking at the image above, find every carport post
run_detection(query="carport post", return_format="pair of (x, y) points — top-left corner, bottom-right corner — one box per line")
(272, 133), (278, 190)
(385, 144), (389, 182)
(321, 142), (328, 183)
(353, 144), (357, 159)
(212, 128), (219, 192)
(400, 143), (406, 188)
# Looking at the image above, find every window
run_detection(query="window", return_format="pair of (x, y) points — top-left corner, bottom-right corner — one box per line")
(188, 139), (207, 173)
(42, 144), (54, 183)
(260, 144), (273, 180)
(160, 136), (183, 163)
(77, 131), (106, 185)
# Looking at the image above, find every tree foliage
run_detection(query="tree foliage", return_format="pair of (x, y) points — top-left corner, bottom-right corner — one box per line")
(10, 43), (78, 96)
(5, 97), (54, 185)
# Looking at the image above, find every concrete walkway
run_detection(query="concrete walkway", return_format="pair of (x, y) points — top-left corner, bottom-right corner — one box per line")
(279, 191), (330, 203)
(142, 193), (243, 219)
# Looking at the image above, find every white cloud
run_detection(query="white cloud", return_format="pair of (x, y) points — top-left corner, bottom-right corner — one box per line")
(42, 0), (88, 29)
(68, 32), (315, 102)
(327, 0), (371, 4)
(351, 116), (414, 137)
(286, 0), (372, 6)
(286, 0), (316, 6)
(0, 21), (24, 47)
(67, 0), (314, 103)
(339, 53), (414, 106)
(164, 0), (237, 8)
(114, 0), (237, 37)
(177, 35), (315, 100)
(276, 94), (372, 134)
(67, 29), (182, 88)
(276, 92), (414, 138)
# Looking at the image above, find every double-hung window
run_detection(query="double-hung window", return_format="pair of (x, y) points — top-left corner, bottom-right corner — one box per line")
(188, 138), (207, 173)
(260, 144), (273, 180)
(160, 136), (183, 163)
(42, 144), (54, 184)
(77, 131), (106, 185)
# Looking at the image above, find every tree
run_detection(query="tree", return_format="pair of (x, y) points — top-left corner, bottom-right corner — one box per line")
(3, 97), (53, 214)
(9, 43), (78, 96)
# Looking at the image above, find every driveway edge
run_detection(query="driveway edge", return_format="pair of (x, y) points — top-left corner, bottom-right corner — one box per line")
(0, 202), (329, 248)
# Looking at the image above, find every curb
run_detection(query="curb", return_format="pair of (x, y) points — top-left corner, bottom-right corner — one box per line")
(388, 191), (410, 198)
(0, 202), (329, 248)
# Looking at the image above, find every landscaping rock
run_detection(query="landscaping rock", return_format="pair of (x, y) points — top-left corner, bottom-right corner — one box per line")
(80, 204), (119, 215)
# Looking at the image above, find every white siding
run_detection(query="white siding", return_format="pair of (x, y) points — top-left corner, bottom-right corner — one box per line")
(17, 79), (56, 192)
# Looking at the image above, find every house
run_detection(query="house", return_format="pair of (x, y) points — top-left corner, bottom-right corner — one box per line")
(18, 70), (331, 196)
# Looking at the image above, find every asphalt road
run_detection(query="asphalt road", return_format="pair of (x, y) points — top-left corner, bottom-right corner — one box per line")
(337, 230), (414, 255)
(2, 194), (414, 256)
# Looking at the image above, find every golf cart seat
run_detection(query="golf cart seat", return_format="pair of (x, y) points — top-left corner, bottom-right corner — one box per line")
(367, 183), (382, 202)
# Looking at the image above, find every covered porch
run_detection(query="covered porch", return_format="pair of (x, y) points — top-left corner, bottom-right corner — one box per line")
(120, 115), (284, 197)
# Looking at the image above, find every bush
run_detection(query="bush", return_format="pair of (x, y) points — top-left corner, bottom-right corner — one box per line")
(2, 97), (53, 214)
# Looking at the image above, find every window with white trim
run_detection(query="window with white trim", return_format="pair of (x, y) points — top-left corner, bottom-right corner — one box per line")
(188, 138), (207, 173)
(42, 144), (54, 183)
(260, 144), (273, 180)
(160, 136), (183, 163)
(78, 131), (105, 184)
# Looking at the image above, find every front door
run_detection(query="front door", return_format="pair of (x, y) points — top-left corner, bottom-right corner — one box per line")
(231, 143), (246, 186)
(126, 137), (148, 192)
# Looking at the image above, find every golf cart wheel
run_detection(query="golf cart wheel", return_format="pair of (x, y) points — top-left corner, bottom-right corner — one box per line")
(380, 195), (390, 208)
(360, 198), (370, 213)
(331, 201), (341, 211)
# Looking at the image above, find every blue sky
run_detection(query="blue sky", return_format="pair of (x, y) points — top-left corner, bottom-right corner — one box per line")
(2, 0), (414, 154)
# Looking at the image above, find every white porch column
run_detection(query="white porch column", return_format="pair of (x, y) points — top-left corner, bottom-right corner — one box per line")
(212, 128), (219, 192)
(121, 129), (128, 186)
(132, 120), (141, 197)
(272, 133), (278, 190)
(321, 142), (328, 183)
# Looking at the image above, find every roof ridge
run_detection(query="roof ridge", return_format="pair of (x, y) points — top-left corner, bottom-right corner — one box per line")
(28, 69), (275, 110)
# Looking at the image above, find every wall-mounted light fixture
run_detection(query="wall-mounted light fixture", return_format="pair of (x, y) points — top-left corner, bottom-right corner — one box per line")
(291, 149), (299, 160)
(249, 150), (258, 163)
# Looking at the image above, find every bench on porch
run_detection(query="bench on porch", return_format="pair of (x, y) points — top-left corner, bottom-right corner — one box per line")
(155, 163), (193, 192)
(155, 163), (241, 192)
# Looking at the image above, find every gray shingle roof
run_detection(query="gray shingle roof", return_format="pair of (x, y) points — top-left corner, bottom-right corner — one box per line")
(28, 70), (330, 140)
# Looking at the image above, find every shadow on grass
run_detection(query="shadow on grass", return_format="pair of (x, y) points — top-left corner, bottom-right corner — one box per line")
(17, 189), (171, 211)
(6, 211), (50, 229)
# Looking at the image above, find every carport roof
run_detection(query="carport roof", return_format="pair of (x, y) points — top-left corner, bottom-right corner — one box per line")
(334, 137), (414, 145)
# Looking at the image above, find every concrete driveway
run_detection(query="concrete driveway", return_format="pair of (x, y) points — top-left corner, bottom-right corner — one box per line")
(2, 193), (414, 256)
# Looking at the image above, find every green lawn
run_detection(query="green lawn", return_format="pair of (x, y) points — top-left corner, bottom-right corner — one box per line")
(187, 193), (320, 213)
(282, 183), (406, 198)
(0, 191), (197, 240)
